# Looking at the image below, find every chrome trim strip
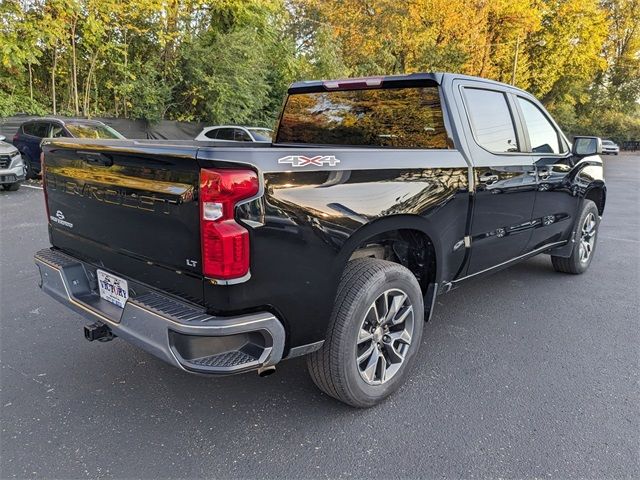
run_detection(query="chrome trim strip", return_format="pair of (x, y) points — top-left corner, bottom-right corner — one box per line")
(451, 240), (567, 285)
(206, 271), (252, 286)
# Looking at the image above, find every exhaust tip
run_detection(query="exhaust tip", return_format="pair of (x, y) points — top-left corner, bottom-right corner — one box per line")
(257, 365), (276, 377)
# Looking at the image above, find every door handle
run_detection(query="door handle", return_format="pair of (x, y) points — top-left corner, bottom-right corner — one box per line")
(78, 151), (113, 167)
(479, 173), (499, 185)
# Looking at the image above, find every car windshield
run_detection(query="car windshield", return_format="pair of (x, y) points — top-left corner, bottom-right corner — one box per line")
(248, 128), (273, 142)
(602, 140), (614, 145)
(65, 123), (124, 139)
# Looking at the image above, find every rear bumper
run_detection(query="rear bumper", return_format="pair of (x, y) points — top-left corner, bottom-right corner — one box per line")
(34, 248), (285, 375)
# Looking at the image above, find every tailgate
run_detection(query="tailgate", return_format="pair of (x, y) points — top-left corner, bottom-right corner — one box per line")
(42, 140), (203, 303)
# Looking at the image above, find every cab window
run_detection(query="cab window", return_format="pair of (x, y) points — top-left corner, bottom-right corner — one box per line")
(51, 124), (66, 138)
(517, 97), (564, 154)
(216, 128), (235, 141)
(234, 129), (252, 141)
(463, 88), (519, 153)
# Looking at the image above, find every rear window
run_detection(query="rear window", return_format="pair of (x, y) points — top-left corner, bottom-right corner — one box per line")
(276, 87), (449, 149)
(204, 129), (219, 139)
(23, 122), (49, 137)
(65, 123), (123, 139)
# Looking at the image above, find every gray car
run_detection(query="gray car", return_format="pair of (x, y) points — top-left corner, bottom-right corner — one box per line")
(0, 135), (26, 191)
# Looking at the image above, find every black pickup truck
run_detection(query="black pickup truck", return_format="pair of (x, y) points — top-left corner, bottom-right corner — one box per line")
(35, 73), (606, 407)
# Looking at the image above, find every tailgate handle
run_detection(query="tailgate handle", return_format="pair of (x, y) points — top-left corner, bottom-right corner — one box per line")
(78, 151), (113, 167)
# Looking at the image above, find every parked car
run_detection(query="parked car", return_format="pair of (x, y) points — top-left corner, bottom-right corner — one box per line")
(195, 125), (273, 143)
(0, 135), (26, 191)
(35, 73), (606, 407)
(601, 139), (620, 155)
(13, 118), (124, 178)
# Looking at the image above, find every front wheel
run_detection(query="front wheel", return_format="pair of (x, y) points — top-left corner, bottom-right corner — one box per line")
(307, 258), (424, 408)
(551, 200), (600, 274)
(23, 157), (35, 180)
(4, 182), (20, 191)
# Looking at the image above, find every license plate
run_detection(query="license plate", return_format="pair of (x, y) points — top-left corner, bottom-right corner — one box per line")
(97, 269), (129, 308)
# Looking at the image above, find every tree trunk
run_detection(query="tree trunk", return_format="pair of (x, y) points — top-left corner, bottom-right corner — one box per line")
(51, 47), (57, 115)
(71, 17), (79, 116)
(83, 52), (99, 116)
(93, 73), (98, 116)
(28, 62), (33, 101)
(163, 0), (179, 80)
(123, 29), (128, 117)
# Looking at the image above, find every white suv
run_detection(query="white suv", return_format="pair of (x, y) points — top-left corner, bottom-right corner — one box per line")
(601, 140), (620, 155)
(195, 126), (273, 143)
(0, 135), (25, 191)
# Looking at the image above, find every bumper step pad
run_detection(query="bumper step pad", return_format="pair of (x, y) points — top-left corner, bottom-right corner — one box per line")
(191, 350), (258, 369)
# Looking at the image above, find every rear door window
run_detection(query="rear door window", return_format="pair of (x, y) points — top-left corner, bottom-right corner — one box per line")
(204, 129), (219, 139)
(216, 128), (235, 141)
(276, 86), (449, 148)
(31, 122), (51, 138)
(517, 97), (564, 154)
(234, 129), (252, 141)
(22, 123), (38, 136)
(463, 88), (519, 153)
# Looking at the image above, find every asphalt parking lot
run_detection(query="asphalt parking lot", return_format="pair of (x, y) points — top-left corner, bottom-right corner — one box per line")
(1, 155), (638, 479)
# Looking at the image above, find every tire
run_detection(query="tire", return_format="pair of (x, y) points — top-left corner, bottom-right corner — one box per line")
(307, 258), (424, 408)
(551, 200), (599, 274)
(4, 182), (20, 191)
(23, 157), (35, 180)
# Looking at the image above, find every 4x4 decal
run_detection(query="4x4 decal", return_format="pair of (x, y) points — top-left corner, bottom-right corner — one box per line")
(278, 155), (340, 167)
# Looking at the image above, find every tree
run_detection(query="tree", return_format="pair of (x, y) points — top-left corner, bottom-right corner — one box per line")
(0, 0), (637, 143)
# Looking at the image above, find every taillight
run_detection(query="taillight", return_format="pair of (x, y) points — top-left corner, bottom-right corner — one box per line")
(199, 169), (259, 280)
(323, 77), (383, 90)
(12, 133), (18, 143)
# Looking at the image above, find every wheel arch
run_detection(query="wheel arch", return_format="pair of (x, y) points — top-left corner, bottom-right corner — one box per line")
(335, 214), (444, 294)
(584, 182), (606, 216)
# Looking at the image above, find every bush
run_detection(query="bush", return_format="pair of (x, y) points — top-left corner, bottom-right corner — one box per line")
(0, 93), (48, 117)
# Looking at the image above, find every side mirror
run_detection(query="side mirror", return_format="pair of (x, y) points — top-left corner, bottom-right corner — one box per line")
(0, 135), (6, 142)
(572, 136), (602, 156)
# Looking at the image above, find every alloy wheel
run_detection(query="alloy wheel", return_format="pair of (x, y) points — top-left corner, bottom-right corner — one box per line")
(579, 212), (597, 263)
(356, 289), (414, 385)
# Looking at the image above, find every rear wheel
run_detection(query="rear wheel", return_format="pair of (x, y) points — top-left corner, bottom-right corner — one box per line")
(307, 258), (424, 408)
(551, 200), (599, 274)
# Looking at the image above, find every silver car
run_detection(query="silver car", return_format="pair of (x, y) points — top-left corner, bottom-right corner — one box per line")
(602, 139), (620, 155)
(0, 135), (26, 191)
(195, 126), (273, 143)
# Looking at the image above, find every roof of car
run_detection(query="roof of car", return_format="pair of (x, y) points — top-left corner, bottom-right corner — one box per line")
(288, 72), (530, 96)
(203, 125), (273, 130)
(23, 118), (106, 126)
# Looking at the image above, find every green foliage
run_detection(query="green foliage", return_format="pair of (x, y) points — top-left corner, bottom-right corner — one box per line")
(0, 0), (638, 142)
(575, 108), (640, 144)
(0, 92), (48, 117)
